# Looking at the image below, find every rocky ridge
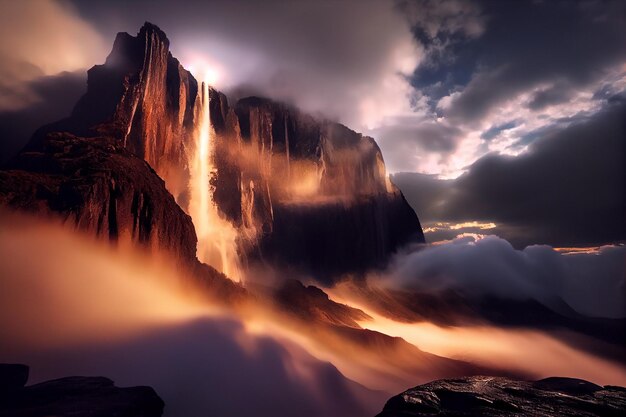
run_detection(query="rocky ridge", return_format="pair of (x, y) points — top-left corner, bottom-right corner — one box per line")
(376, 375), (626, 417)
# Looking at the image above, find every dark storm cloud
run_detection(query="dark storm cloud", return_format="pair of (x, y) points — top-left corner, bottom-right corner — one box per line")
(480, 120), (519, 140)
(408, 0), (626, 123)
(0, 71), (86, 163)
(393, 99), (626, 247)
(527, 82), (575, 111)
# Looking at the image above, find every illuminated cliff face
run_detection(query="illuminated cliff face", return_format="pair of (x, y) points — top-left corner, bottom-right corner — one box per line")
(32, 21), (423, 281)
(189, 82), (242, 282)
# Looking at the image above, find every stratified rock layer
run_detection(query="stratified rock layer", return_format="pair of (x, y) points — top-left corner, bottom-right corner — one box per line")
(1, 132), (197, 264)
(376, 376), (626, 417)
(27, 22), (198, 206)
(0, 364), (164, 417)
(225, 97), (425, 281)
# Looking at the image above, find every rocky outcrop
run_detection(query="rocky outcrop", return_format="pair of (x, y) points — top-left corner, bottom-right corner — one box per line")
(0, 364), (28, 393)
(272, 279), (371, 328)
(257, 191), (424, 281)
(1, 132), (197, 264)
(376, 376), (626, 417)
(0, 364), (163, 417)
(27, 22), (198, 206)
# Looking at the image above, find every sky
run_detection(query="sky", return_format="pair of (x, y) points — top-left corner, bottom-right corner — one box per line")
(0, 0), (623, 247)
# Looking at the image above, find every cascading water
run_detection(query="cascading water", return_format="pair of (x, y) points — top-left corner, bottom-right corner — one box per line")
(189, 82), (243, 282)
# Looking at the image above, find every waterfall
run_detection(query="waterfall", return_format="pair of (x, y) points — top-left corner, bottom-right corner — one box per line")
(189, 82), (242, 282)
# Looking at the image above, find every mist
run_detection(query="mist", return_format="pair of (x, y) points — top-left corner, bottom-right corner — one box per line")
(0, 212), (384, 417)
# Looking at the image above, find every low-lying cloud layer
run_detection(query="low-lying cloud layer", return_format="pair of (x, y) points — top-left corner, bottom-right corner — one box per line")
(0, 214), (383, 417)
(386, 235), (626, 319)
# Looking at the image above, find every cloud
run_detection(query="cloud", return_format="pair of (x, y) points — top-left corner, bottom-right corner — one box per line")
(67, 0), (420, 133)
(527, 82), (575, 111)
(0, 0), (105, 111)
(480, 120), (519, 141)
(387, 235), (626, 319)
(390, 0), (626, 175)
(0, 71), (86, 163)
(372, 115), (463, 172)
(6, 319), (381, 417)
(393, 99), (626, 247)
(423, 0), (626, 123)
(3, 0), (623, 179)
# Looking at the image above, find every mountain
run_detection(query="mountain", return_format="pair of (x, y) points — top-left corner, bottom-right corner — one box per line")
(1, 22), (424, 284)
(24, 23), (198, 207)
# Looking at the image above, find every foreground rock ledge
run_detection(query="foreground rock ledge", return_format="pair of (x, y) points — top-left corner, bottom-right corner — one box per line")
(0, 364), (164, 417)
(376, 375), (626, 417)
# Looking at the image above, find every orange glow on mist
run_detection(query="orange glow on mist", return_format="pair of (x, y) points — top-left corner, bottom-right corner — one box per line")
(326, 288), (626, 387)
(0, 212), (217, 348)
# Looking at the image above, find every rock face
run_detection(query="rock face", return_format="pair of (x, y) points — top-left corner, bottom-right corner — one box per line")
(216, 96), (425, 282)
(1, 132), (197, 264)
(0, 364), (164, 417)
(272, 279), (372, 328)
(27, 22), (198, 206)
(4, 22), (424, 283)
(376, 376), (626, 417)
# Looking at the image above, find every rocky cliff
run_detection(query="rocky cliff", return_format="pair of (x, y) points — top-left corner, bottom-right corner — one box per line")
(217, 96), (425, 281)
(26, 22), (198, 206)
(1, 133), (197, 264)
(4, 22), (424, 283)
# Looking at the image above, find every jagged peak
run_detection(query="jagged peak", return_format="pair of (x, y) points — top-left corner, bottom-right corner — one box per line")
(138, 21), (170, 48)
(104, 22), (169, 70)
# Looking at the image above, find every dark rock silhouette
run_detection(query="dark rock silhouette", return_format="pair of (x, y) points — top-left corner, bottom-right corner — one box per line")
(376, 376), (626, 417)
(0, 364), (164, 417)
(272, 279), (372, 328)
(0, 364), (28, 393)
